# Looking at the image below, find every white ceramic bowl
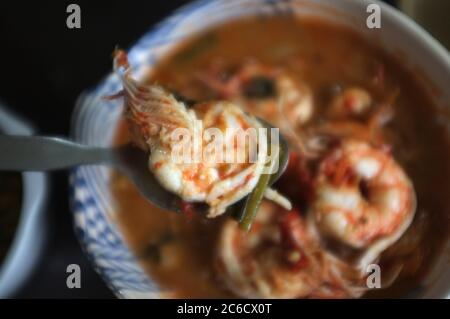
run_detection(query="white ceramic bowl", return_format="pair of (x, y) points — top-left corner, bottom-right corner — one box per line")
(70, 0), (450, 298)
(0, 102), (49, 298)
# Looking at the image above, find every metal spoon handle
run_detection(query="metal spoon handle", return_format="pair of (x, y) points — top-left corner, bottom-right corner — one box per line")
(0, 135), (114, 171)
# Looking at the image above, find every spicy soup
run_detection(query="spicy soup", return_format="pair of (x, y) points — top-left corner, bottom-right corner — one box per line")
(111, 17), (450, 298)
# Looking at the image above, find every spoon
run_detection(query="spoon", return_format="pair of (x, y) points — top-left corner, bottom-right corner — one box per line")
(0, 122), (289, 214)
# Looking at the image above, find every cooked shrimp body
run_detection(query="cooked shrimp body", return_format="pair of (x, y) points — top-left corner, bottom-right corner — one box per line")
(199, 61), (314, 129)
(240, 71), (314, 129)
(310, 139), (416, 264)
(216, 202), (322, 298)
(328, 87), (372, 119)
(112, 50), (290, 217)
(216, 201), (369, 298)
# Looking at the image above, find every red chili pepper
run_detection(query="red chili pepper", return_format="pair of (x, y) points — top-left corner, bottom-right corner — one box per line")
(279, 211), (310, 271)
(180, 201), (195, 219)
(277, 152), (314, 206)
(344, 95), (358, 112)
(287, 250), (310, 271)
(279, 210), (303, 249)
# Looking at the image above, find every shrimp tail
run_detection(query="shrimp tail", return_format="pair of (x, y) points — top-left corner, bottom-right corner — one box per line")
(108, 49), (195, 144)
(113, 48), (130, 72)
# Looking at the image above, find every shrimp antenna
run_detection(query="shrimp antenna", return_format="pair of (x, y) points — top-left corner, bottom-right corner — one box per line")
(276, 92), (316, 158)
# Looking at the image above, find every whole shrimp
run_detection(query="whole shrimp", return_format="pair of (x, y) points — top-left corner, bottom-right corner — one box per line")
(216, 202), (322, 298)
(309, 139), (416, 267)
(216, 201), (369, 298)
(197, 61), (314, 130)
(110, 50), (290, 217)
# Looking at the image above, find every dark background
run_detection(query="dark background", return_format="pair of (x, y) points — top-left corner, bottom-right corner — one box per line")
(0, 0), (399, 298)
(0, 0), (189, 298)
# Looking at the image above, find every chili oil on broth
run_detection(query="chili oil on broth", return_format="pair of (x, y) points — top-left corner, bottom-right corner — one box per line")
(111, 16), (450, 298)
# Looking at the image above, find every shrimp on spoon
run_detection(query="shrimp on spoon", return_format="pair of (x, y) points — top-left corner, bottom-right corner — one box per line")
(110, 50), (291, 220)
